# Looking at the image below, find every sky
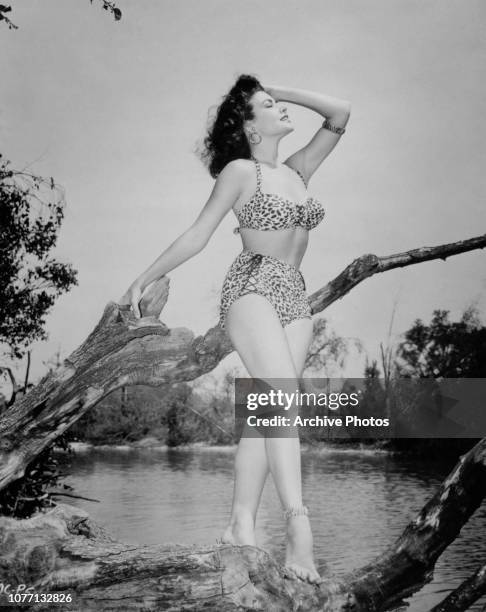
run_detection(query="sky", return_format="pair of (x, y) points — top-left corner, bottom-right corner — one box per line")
(1, 0), (485, 391)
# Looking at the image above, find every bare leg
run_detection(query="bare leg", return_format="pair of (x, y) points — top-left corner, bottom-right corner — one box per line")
(279, 319), (320, 582)
(220, 295), (272, 546)
(221, 294), (320, 583)
(221, 434), (268, 546)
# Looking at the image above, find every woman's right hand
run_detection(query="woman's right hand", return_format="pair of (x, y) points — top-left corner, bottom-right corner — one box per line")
(118, 282), (143, 319)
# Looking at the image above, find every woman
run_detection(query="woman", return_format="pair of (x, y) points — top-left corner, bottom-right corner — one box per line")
(119, 74), (350, 584)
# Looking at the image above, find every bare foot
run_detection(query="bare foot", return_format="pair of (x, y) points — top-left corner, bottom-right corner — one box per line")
(285, 515), (322, 584)
(219, 512), (256, 546)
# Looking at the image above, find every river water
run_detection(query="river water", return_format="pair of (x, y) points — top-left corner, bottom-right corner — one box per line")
(57, 444), (486, 611)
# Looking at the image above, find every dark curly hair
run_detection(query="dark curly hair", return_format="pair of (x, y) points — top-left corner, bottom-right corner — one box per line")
(199, 74), (265, 178)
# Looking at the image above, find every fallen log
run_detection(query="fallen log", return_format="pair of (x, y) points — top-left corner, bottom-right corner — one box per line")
(0, 438), (485, 611)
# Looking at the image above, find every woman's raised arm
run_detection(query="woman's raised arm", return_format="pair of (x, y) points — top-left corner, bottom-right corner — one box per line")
(119, 159), (248, 317)
(267, 84), (351, 184)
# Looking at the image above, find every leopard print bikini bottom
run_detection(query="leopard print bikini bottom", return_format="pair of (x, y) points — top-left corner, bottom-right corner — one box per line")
(219, 249), (312, 332)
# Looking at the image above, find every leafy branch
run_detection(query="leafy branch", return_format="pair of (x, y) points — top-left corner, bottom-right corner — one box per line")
(0, 154), (78, 360)
(0, 4), (17, 29)
(93, 0), (122, 21)
(0, 1), (122, 30)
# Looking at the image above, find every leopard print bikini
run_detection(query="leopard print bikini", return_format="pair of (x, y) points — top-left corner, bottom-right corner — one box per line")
(219, 157), (326, 332)
(232, 158), (325, 235)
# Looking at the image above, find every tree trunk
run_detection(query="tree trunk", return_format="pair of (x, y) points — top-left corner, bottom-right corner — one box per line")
(23, 349), (31, 392)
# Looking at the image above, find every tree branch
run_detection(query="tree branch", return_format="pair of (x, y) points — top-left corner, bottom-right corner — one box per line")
(309, 233), (486, 314)
(0, 366), (17, 408)
(430, 562), (486, 612)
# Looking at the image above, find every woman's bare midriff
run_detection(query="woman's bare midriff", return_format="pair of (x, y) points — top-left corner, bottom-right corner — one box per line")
(237, 226), (309, 268)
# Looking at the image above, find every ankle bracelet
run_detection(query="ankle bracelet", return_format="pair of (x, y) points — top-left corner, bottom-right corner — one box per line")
(283, 505), (309, 520)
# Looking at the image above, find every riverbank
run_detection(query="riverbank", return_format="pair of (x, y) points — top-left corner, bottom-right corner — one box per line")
(67, 438), (393, 454)
(65, 437), (480, 460)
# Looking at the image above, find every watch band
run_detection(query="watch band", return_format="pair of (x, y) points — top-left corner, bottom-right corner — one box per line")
(322, 118), (346, 135)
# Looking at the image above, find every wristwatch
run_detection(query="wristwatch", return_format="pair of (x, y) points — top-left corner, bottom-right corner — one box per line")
(322, 118), (346, 135)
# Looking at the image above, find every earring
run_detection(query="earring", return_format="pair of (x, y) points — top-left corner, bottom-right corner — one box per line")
(248, 129), (262, 145)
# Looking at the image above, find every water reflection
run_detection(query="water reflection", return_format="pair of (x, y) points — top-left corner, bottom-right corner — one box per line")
(57, 445), (486, 611)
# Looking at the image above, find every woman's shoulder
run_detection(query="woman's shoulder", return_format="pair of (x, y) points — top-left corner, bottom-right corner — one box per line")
(225, 158), (254, 171)
(218, 158), (254, 180)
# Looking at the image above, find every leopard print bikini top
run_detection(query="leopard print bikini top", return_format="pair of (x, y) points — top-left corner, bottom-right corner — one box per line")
(233, 157), (326, 235)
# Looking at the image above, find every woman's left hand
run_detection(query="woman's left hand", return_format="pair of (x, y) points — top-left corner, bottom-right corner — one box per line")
(265, 84), (277, 99)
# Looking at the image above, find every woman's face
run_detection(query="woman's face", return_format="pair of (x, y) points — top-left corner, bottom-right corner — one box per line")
(245, 90), (294, 139)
